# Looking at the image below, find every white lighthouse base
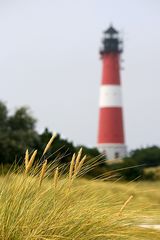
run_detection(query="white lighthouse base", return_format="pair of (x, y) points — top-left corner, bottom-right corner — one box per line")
(97, 143), (127, 161)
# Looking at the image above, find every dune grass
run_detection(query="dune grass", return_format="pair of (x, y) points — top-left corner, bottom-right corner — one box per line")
(0, 136), (160, 239)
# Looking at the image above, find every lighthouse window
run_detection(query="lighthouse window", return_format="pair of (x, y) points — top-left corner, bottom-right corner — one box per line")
(115, 152), (119, 159)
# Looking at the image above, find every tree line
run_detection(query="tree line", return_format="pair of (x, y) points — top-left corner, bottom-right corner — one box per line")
(0, 101), (100, 165)
(0, 100), (160, 180)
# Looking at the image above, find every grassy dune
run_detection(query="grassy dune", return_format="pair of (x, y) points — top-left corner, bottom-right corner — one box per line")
(0, 138), (160, 239)
(0, 169), (160, 239)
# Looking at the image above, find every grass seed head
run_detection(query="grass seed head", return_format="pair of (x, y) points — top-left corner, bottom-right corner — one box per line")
(74, 148), (83, 174)
(39, 160), (47, 187)
(76, 155), (86, 174)
(53, 167), (59, 189)
(25, 150), (37, 174)
(24, 149), (29, 170)
(118, 195), (133, 216)
(42, 132), (57, 157)
(69, 153), (76, 183)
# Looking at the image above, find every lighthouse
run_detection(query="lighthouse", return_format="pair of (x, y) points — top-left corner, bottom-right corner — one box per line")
(97, 25), (127, 160)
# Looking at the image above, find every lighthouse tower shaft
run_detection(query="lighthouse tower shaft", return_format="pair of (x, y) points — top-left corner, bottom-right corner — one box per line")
(97, 26), (126, 160)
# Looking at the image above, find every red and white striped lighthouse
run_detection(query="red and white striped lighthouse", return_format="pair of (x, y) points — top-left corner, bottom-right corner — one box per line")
(97, 25), (126, 160)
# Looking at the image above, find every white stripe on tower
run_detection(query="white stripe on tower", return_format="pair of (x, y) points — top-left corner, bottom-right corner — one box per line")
(99, 85), (122, 107)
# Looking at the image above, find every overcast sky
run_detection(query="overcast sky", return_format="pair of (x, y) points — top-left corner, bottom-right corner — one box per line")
(0, 0), (160, 150)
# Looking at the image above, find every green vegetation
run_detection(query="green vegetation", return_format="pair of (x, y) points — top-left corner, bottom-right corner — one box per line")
(0, 100), (160, 181)
(107, 147), (160, 181)
(0, 101), (100, 166)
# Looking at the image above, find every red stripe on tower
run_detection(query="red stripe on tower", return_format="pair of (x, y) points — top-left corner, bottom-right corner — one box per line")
(97, 25), (127, 160)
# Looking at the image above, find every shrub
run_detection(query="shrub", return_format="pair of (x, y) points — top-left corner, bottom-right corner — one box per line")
(143, 167), (160, 181)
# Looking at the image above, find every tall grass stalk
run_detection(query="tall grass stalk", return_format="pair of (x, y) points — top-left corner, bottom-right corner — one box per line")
(25, 149), (37, 174)
(42, 132), (57, 157)
(24, 149), (29, 170)
(53, 167), (59, 189)
(118, 195), (134, 216)
(39, 160), (47, 187)
(74, 147), (82, 174)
